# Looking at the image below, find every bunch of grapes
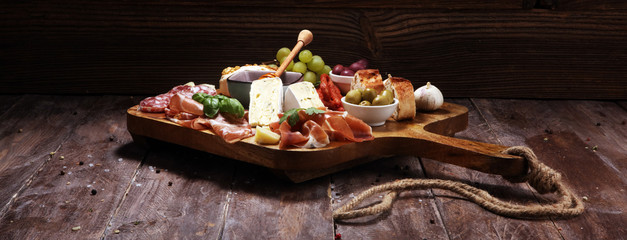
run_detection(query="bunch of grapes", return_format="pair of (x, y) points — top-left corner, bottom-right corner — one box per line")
(276, 47), (332, 86)
(331, 59), (369, 76)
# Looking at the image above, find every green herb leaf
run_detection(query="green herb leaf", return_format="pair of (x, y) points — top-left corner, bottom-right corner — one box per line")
(194, 93), (245, 119)
(192, 93), (209, 103)
(220, 98), (245, 118)
(202, 98), (220, 118)
(304, 107), (325, 115)
(280, 108), (302, 126)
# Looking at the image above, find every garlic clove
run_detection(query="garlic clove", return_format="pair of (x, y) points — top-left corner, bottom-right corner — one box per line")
(414, 82), (443, 111)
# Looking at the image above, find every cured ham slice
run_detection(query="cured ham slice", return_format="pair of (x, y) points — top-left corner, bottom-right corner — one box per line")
(168, 93), (204, 116)
(271, 109), (373, 149)
(206, 114), (254, 143)
(167, 117), (210, 130)
(165, 107), (200, 121)
(168, 113), (253, 143)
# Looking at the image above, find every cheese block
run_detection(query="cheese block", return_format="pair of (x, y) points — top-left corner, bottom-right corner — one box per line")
(283, 82), (325, 111)
(383, 76), (416, 120)
(351, 69), (384, 93)
(249, 77), (283, 127)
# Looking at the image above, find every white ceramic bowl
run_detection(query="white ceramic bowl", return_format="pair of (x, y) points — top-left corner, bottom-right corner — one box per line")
(328, 71), (353, 94)
(341, 97), (398, 126)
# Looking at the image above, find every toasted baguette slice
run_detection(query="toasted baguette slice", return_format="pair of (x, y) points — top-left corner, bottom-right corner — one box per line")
(351, 69), (385, 93)
(383, 76), (416, 120)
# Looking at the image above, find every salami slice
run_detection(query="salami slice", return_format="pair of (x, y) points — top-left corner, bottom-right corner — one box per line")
(138, 94), (170, 113)
(194, 84), (217, 96)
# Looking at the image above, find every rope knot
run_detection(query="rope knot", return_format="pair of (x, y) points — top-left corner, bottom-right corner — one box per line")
(504, 146), (560, 194)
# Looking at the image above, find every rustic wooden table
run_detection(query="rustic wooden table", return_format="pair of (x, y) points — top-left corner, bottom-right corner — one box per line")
(0, 95), (624, 239)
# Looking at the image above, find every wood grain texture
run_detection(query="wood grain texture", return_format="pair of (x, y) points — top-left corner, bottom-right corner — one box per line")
(470, 99), (627, 239)
(104, 145), (235, 239)
(420, 98), (562, 239)
(1, 1), (626, 99)
(0, 96), (146, 239)
(0, 96), (97, 217)
(0, 96), (22, 116)
(332, 156), (449, 239)
(221, 162), (333, 239)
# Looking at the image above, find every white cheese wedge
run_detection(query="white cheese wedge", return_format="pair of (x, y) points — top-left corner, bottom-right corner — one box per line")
(283, 82), (325, 111)
(249, 77), (283, 127)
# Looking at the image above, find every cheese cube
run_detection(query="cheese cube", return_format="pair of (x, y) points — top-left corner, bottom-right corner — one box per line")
(249, 77), (283, 126)
(254, 126), (280, 145)
(283, 82), (325, 111)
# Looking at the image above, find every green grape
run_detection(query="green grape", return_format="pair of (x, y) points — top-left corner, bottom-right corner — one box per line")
(303, 71), (317, 84)
(276, 47), (290, 61)
(307, 55), (325, 72)
(317, 65), (332, 75)
(292, 62), (307, 74)
(279, 56), (294, 71)
(298, 50), (313, 63)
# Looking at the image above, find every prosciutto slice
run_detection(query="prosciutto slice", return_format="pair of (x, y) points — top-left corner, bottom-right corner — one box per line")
(167, 113), (253, 143)
(206, 114), (254, 143)
(271, 109), (374, 149)
(168, 93), (204, 116)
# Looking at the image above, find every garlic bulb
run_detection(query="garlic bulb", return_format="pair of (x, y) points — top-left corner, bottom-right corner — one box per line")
(414, 82), (443, 111)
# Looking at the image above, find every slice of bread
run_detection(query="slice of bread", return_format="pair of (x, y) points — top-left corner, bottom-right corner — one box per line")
(351, 69), (385, 93)
(383, 76), (416, 120)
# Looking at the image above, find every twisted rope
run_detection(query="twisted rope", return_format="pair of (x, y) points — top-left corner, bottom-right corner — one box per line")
(333, 146), (584, 220)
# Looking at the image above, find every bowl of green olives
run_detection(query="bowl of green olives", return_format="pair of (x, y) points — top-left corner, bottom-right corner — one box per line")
(341, 88), (398, 126)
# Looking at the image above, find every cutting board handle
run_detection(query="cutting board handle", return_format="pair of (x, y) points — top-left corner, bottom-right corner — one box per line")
(394, 130), (527, 178)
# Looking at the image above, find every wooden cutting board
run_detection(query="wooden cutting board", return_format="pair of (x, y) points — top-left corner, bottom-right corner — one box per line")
(127, 102), (526, 182)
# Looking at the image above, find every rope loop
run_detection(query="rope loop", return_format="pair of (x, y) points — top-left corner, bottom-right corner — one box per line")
(333, 146), (584, 220)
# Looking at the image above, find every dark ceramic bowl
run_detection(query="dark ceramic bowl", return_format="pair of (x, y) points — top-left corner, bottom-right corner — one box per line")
(227, 70), (303, 107)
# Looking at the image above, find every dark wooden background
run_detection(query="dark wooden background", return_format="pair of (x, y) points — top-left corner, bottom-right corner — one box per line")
(1, 1), (626, 99)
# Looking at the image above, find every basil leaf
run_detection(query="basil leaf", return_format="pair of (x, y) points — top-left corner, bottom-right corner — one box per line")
(192, 93), (209, 103)
(202, 97), (220, 118)
(230, 98), (245, 118)
(219, 98), (245, 118)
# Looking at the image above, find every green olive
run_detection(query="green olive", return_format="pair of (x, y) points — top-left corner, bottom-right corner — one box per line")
(362, 88), (377, 103)
(372, 95), (389, 106)
(359, 100), (371, 106)
(381, 90), (394, 104)
(345, 89), (362, 104)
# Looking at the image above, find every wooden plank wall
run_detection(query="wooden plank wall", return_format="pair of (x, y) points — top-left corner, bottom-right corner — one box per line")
(1, 1), (626, 99)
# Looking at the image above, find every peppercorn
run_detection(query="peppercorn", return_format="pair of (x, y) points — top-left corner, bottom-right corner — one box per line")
(60, 170), (65, 176)
(168, 181), (173, 186)
(91, 189), (97, 195)
(79, 161), (84, 165)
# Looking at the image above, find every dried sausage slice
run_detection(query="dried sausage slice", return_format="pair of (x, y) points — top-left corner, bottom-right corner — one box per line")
(138, 94), (170, 113)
